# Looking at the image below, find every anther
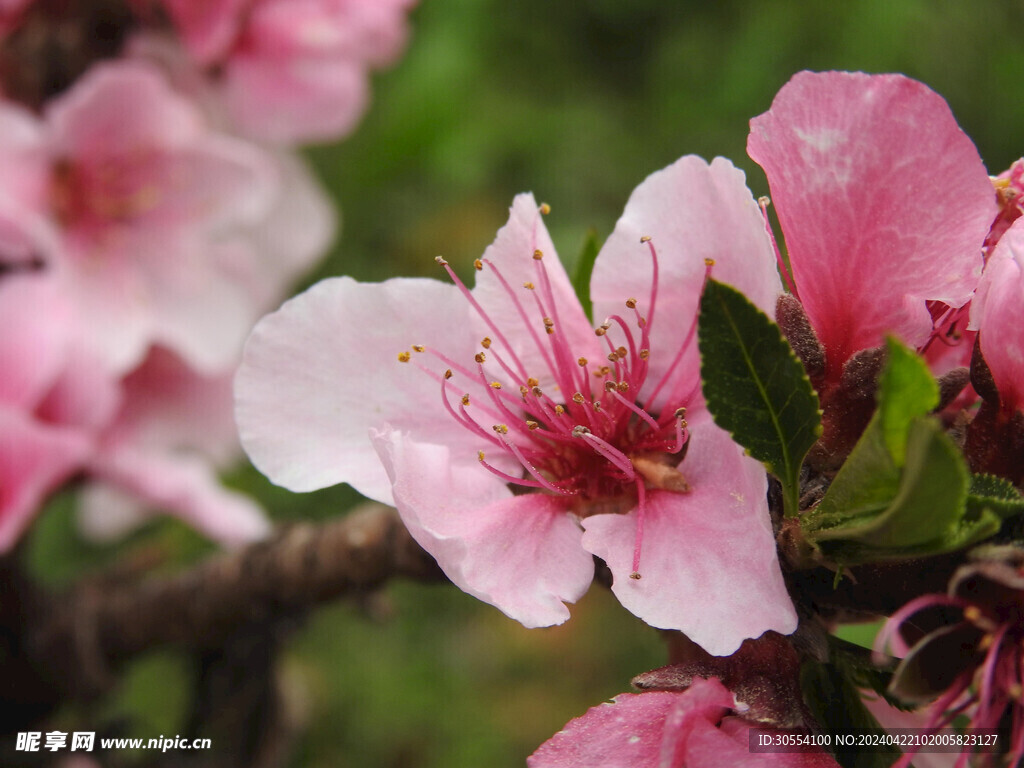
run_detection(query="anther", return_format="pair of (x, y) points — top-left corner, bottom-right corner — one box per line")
(478, 451), (486, 461)
(616, 347), (627, 359)
(519, 385), (529, 396)
(626, 298), (637, 309)
(607, 352), (618, 362)
(526, 420), (539, 430)
(444, 369), (453, 379)
(527, 378), (539, 387)
(523, 282), (535, 290)
(533, 249), (544, 260)
(543, 317), (554, 327)
(616, 382), (629, 392)
(461, 394), (470, 406)
(577, 357), (588, 367)
(630, 572), (642, 580)
(639, 235), (651, 243)
(675, 407), (687, 418)
(532, 386), (543, 397)
(639, 349), (650, 359)
(481, 337), (492, 349)
(572, 392), (585, 404)
(397, 351), (411, 362)
(604, 381), (616, 392)
(757, 195), (771, 208)
(572, 425), (591, 438)
(704, 258), (715, 267)
(540, 203), (551, 215)
(435, 256), (448, 266)
(493, 424), (509, 434)
(554, 405), (565, 415)
(490, 381), (502, 389)
(475, 352), (486, 364)
(473, 259), (483, 270)
(595, 327), (607, 337)
(593, 401), (602, 412)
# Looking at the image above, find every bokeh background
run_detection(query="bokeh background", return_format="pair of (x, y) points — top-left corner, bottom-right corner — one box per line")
(26, 1), (1024, 765)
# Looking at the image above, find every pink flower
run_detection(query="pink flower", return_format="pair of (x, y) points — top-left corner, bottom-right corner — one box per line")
(528, 678), (839, 768)
(159, 0), (417, 143)
(0, 60), (276, 374)
(970, 217), (1024, 415)
(0, 270), (90, 550)
(237, 156), (797, 653)
(747, 71), (997, 385)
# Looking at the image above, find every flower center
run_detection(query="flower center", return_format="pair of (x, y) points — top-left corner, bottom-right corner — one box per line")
(398, 214), (713, 578)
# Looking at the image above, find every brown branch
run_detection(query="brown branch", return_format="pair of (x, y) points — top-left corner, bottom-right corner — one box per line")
(23, 504), (446, 704)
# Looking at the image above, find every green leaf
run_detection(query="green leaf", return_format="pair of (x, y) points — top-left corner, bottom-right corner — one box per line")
(967, 473), (1024, 521)
(571, 228), (600, 323)
(800, 659), (901, 768)
(698, 279), (822, 516)
(877, 338), (938, 466)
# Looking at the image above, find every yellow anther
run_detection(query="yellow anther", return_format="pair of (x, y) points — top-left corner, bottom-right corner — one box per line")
(978, 634), (994, 652)
(533, 249), (544, 260)
(532, 386), (543, 397)
(964, 606), (984, 623)
(475, 352), (486, 364)
(397, 351), (411, 362)
(617, 382), (629, 392)
(412, 345), (425, 353)
(607, 352), (618, 362)
(639, 349), (650, 359)
(519, 385), (529, 396)
(526, 420), (539, 430)
(554, 405), (565, 415)
(490, 381), (502, 389)
(493, 424), (509, 434)
(540, 203), (551, 215)
(527, 377), (539, 387)
(444, 369), (453, 379)
(593, 401), (602, 412)
(545, 327), (555, 335)
(630, 572), (642, 580)
(626, 298), (637, 309)
(473, 259), (483, 270)
(523, 281), (535, 290)
(543, 317), (555, 327)
(572, 393), (585, 404)
(616, 346), (627, 359)
(577, 357), (588, 367)
(594, 327), (607, 337)
(704, 257), (715, 267)
(639, 235), (651, 243)
(435, 255), (448, 266)
(478, 451), (486, 461)
(604, 381), (616, 392)
(481, 337), (492, 349)
(675, 407), (687, 418)
(461, 394), (470, 406)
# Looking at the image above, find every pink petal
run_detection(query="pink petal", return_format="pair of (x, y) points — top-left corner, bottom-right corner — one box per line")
(472, 194), (602, 393)
(688, 718), (840, 767)
(0, 408), (90, 551)
(748, 71), (996, 372)
(528, 679), (735, 768)
(374, 428), (594, 628)
(581, 420), (796, 655)
(0, 273), (73, 409)
(970, 217), (1024, 412)
(591, 156), (781, 411)
(236, 276), (482, 502)
(159, 0), (247, 63)
(86, 448), (269, 546)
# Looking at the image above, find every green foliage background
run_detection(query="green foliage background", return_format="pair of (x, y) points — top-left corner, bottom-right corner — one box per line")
(28, 1), (1024, 765)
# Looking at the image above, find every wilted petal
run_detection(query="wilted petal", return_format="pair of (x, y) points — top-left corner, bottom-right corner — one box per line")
(748, 71), (996, 371)
(581, 420), (796, 655)
(374, 428), (593, 628)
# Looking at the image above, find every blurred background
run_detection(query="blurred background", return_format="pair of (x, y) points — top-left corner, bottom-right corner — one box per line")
(26, 1), (1024, 765)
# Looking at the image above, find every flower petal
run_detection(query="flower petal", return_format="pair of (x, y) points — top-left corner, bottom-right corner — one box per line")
(528, 680), (735, 768)
(591, 156), (781, 411)
(236, 276), (480, 502)
(748, 71), (996, 369)
(472, 193), (602, 392)
(581, 421), (796, 655)
(971, 217), (1024, 412)
(374, 427), (593, 628)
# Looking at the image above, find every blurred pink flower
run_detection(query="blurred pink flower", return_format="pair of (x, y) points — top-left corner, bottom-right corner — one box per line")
(0, 60), (277, 374)
(747, 71), (997, 385)
(237, 156), (797, 653)
(528, 678), (839, 768)
(159, 0), (417, 143)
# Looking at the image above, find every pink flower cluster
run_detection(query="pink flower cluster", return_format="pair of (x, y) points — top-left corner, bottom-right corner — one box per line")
(0, 0), (417, 549)
(236, 69), (1024, 765)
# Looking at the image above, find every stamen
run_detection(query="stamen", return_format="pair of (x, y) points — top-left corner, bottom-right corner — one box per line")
(631, 481), (647, 579)
(412, 345), (425, 353)
(478, 451), (556, 490)
(540, 203), (551, 215)
(575, 430), (635, 479)
(397, 351), (411, 362)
